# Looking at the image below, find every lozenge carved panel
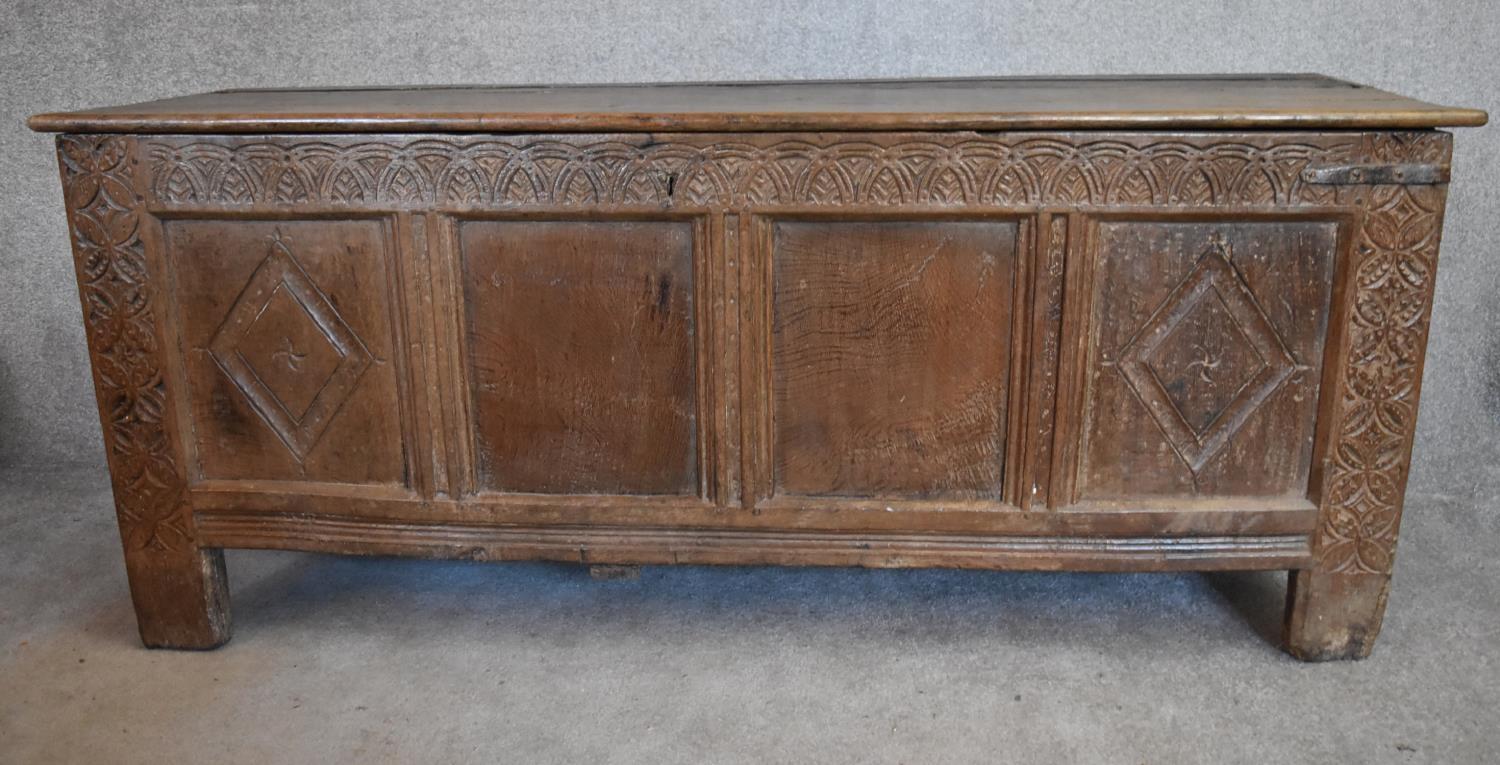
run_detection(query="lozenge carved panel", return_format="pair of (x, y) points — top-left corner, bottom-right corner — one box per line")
(1076, 220), (1339, 503)
(163, 219), (409, 485)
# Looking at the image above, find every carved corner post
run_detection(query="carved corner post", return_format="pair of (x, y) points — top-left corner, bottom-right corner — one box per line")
(56, 135), (230, 648)
(1285, 133), (1452, 661)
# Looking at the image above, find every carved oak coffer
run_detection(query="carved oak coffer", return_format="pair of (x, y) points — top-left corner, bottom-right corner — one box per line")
(29, 76), (1486, 659)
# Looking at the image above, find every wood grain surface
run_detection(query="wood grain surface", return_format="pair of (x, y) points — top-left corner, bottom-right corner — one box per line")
(33, 79), (1477, 658)
(771, 219), (1016, 499)
(1074, 220), (1338, 503)
(163, 218), (409, 487)
(27, 75), (1488, 133)
(459, 220), (698, 496)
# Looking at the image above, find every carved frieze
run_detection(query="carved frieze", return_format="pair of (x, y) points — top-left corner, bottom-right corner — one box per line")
(144, 134), (1369, 209)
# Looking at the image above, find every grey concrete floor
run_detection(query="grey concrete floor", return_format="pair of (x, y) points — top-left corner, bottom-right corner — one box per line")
(1, 463), (1496, 764)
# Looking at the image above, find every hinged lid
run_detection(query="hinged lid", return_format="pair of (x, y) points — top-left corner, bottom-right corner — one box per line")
(28, 74), (1487, 134)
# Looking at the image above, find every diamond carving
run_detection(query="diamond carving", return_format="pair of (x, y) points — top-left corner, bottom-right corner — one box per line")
(208, 233), (372, 461)
(1116, 235), (1297, 473)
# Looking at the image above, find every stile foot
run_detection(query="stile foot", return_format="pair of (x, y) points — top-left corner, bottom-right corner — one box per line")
(1283, 570), (1391, 661)
(126, 547), (232, 650)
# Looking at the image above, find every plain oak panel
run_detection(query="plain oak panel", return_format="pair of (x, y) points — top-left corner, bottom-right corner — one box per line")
(163, 218), (409, 486)
(459, 219), (698, 496)
(770, 219), (1018, 500)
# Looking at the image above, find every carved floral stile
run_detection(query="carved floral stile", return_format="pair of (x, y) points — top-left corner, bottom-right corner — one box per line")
(1365, 130), (1452, 165)
(58, 135), (190, 553)
(145, 136), (1359, 209)
(1318, 182), (1445, 574)
(1294, 131), (1452, 576)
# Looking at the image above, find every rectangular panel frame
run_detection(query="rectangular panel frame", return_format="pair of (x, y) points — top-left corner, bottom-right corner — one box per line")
(742, 210), (1036, 513)
(436, 209), (720, 509)
(1049, 206), (1360, 525)
(146, 209), (422, 498)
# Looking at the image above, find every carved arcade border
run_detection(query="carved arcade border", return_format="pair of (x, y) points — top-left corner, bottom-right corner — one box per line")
(144, 134), (1369, 209)
(58, 135), (193, 554)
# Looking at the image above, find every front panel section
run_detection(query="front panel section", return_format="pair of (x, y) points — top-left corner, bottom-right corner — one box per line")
(457, 219), (700, 497)
(133, 130), (1438, 554)
(1071, 219), (1340, 506)
(161, 218), (411, 488)
(769, 219), (1018, 500)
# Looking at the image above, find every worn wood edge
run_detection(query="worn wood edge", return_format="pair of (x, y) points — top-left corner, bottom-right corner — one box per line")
(26, 109), (1490, 134)
(194, 511), (1312, 572)
(167, 73), (1387, 93)
(187, 485), (1318, 536)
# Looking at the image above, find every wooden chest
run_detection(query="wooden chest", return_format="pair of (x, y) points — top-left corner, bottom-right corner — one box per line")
(29, 75), (1486, 659)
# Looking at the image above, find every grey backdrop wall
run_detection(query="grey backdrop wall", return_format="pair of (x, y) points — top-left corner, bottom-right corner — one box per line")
(2, 0), (1496, 497)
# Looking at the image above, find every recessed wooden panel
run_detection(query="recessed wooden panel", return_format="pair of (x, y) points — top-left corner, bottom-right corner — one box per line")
(771, 220), (1017, 500)
(1076, 220), (1338, 502)
(460, 220), (697, 496)
(164, 218), (408, 485)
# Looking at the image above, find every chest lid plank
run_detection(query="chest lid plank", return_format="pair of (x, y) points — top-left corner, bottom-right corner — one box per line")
(28, 74), (1486, 134)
